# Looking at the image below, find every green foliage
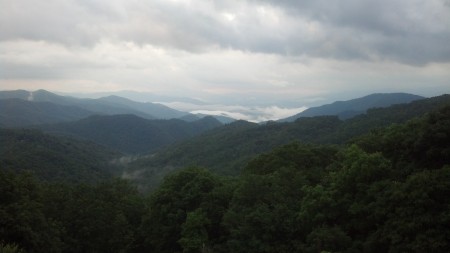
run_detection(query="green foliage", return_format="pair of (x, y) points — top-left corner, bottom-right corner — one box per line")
(128, 94), (450, 191)
(223, 144), (337, 253)
(39, 114), (222, 154)
(332, 94), (450, 143)
(0, 129), (121, 183)
(51, 180), (145, 253)
(2, 95), (450, 252)
(0, 169), (145, 253)
(0, 171), (62, 253)
(354, 105), (450, 173)
(372, 167), (448, 252)
(222, 105), (450, 252)
(140, 167), (234, 253)
(244, 143), (338, 178)
(305, 225), (352, 253)
(178, 209), (211, 253)
(0, 243), (26, 253)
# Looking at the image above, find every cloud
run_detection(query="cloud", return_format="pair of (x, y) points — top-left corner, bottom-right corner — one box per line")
(158, 101), (307, 122)
(0, 0), (449, 111)
(2, 0), (449, 65)
(1, 38), (448, 103)
(256, 0), (450, 64)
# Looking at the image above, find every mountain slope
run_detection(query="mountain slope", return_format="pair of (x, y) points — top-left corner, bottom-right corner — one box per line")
(0, 128), (121, 183)
(39, 115), (223, 154)
(97, 95), (189, 119)
(281, 93), (424, 121)
(126, 94), (450, 190)
(0, 89), (31, 100)
(0, 99), (95, 127)
(0, 89), (191, 120)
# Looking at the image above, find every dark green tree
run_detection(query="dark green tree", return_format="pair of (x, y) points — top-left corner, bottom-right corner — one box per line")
(178, 208), (211, 253)
(0, 171), (62, 253)
(223, 144), (338, 252)
(41, 179), (145, 253)
(139, 167), (233, 253)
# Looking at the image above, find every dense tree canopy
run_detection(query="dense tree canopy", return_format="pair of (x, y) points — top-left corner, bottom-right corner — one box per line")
(0, 129), (121, 183)
(126, 95), (450, 191)
(1, 101), (449, 252)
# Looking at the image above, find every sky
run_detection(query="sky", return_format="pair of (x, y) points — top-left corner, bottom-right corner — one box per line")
(1, 0), (450, 121)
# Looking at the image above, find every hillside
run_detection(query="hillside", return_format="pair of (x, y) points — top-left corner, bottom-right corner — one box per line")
(1, 94), (449, 252)
(212, 105), (450, 252)
(2, 101), (449, 253)
(0, 89), (191, 120)
(38, 114), (223, 154)
(97, 95), (188, 119)
(0, 99), (95, 127)
(125, 94), (450, 190)
(281, 93), (424, 121)
(0, 128), (121, 183)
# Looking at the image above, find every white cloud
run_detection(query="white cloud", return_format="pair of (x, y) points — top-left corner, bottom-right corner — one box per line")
(0, 0), (449, 109)
(191, 110), (250, 121)
(159, 101), (307, 122)
(192, 106), (307, 122)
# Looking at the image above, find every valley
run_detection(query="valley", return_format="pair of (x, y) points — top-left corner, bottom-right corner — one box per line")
(1, 90), (449, 252)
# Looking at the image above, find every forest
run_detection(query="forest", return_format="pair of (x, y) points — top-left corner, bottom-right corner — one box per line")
(1, 98), (449, 252)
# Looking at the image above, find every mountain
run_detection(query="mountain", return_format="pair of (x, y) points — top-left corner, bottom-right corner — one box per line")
(125, 94), (450, 190)
(0, 128), (121, 183)
(178, 113), (236, 124)
(0, 89), (31, 100)
(195, 113), (236, 124)
(2, 99), (449, 253)
(38, 114), (223, 154)
(0, 99), (95, 127)
(60, 90), (207, 104)
(97, 95), (189, 119)
(281, 93), (424, 121)
(0, 89), (191, 120)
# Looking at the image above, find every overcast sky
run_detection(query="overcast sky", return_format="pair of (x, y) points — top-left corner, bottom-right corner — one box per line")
(1, 0), (449, 120)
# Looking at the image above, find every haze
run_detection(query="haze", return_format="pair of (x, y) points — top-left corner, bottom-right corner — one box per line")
(1, 0), (449, 121)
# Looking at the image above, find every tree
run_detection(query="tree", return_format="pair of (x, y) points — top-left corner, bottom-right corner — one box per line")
(223, 144), (338, 253)
(41, 179), (145, 253)
(140, 167), (232, 253)
(0, 171), (62, 253)
(178, 209), (211, 253)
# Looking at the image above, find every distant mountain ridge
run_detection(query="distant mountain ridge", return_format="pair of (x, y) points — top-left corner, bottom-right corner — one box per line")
(0, 89), (190, 121)
(96, 95), (188, 119)
(281, 93), (424, 122)
(0, 89), (237, 125)
(0, 99), (94, 127)
(59, 90), (207, 105)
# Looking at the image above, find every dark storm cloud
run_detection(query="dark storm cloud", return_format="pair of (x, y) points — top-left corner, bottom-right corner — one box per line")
(1, 0), (449, 65)
(253, 0), (450, 64)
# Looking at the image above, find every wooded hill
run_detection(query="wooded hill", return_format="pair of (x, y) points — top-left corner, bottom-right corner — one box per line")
(1, 100), (449, 253)
(0, 128), (121, 183)
(37, 114), (222, 154)
(125, 94), (450, 191)
(281, 92), (424, 121)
